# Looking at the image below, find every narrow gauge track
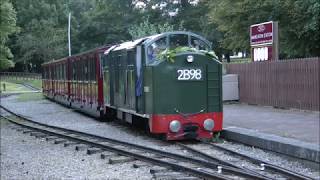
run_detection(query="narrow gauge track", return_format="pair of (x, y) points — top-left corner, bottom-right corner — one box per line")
(1, 105), (268, 180)
(20, 83), (40, 91)
(177, 142), (314, 180)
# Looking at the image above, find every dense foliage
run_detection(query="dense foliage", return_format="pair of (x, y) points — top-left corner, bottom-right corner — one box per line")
(209, 0), (320, 58)
(0, 0), (19, 70)
(1, 0), (319, 71)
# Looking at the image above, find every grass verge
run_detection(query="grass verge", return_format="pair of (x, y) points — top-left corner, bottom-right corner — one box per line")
(2, 79), (42, 89)
(16, 92), (44, 102)
(0, 81), (30, 92)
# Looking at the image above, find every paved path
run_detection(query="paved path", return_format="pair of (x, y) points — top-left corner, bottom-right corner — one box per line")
(223, 103), (320, 144)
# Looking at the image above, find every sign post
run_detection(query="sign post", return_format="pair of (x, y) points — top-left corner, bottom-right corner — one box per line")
(250, 21), (279, 62)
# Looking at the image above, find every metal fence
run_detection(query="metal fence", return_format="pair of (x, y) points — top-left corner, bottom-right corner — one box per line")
(226, 57), (319, 111)
(0, 72), (42, 80)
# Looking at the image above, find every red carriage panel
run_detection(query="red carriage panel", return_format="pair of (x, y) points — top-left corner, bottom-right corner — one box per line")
(42, 45), (112, 118)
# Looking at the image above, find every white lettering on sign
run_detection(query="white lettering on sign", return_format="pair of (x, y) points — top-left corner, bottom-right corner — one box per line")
(177, 69), (202, 80)
(253, 47), (268, 61)
(251, 32), (273, 40)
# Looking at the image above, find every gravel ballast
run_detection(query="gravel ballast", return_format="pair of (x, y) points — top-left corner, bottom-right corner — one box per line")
(0, 120), (152, 180)
(1, 95), (159, 147)
(1, 94), (319, 179)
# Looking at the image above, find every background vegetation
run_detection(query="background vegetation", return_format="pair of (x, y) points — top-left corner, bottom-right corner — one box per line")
(1, 0), (319, 72)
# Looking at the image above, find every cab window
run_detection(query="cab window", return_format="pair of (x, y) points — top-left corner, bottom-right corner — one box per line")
(169, 34), (188, 49)
(190, 36), (209, 51)
(146, 37), (167, 65)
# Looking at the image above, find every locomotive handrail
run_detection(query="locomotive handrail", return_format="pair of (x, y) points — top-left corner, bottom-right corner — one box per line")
(174, 108), (206, 118)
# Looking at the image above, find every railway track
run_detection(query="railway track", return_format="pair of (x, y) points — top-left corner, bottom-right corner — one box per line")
(1, 105), (271, 180)
(20, 83), (40, 91)
(176, 142), (315, 180)
(1, 105), (315, 180)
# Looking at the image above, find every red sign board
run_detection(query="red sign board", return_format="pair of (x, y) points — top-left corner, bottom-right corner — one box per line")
(250, 21), (273, 45)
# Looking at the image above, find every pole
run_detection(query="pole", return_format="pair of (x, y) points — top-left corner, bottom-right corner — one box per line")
(68, 12), (71, 56)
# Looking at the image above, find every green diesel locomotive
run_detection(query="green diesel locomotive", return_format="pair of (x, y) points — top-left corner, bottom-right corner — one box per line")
(102, 31), (223, 140)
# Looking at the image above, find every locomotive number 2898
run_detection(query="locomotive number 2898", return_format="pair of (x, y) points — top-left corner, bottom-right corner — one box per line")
(177, 69), (202, 80)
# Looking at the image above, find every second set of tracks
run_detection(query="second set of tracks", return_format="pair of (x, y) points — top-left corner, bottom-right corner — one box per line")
(0, 105), (315, 180)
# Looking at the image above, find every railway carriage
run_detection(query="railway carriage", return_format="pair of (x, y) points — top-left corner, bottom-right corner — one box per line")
(68, 47), (109, 116)
(42, 58), (68, 102)
(42, 46), (110, 117)
(42, 31), (223, 140)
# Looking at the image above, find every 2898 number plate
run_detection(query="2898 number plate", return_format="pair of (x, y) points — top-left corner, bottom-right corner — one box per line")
(177, 69), (202, 80)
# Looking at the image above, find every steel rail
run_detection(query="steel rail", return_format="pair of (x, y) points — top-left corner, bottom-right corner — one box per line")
(0, 105), (270, 179)
(177, 143), (273, 180)
(1, 114), (230, 180)
(20, 83), (40, 91)
(1, 106), (267, 179)
(207, 142), (314, 180)
(0, 105), (268, 179)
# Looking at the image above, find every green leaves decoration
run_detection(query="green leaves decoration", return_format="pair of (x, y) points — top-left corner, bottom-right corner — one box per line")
(157, 46), (218, 63)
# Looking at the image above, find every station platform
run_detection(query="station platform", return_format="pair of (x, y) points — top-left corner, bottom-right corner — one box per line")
(222, 103), (320, 163)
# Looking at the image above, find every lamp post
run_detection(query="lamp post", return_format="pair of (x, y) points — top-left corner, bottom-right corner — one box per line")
(68, 12), (71, 56)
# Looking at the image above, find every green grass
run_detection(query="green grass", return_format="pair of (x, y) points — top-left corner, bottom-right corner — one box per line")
(16, 92), (44, 102)
(0, 81), (30, 92)
(4, 79), (42, 89)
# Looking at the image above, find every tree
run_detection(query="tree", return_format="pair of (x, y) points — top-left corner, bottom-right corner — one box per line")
(9, 0), (68, 72)
(128, 17), (175, 39)
(173, 0), (225, 58)
(133, 0), (224, 58)
(76, 0), (139, 52)
(279, 0), (320, 57)
(0, 0), (19, 71)
(208, 0), (320, 58)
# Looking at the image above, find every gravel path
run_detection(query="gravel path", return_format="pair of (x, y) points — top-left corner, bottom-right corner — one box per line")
(0, 120), (152, 180)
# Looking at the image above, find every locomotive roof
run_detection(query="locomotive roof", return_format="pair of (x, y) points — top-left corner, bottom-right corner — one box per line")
(42, 57), (67, 66)
(43, 31), (211, 66)
(42, 45), (112, 66)
(112, 37), (147, 51)
(143, 31), (211, 48)
(108, 31), (211, 52)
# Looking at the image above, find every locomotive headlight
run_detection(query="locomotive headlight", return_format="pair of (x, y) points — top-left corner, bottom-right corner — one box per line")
(203, 119), (215, 131)
(186, 55), (194, 63)
(169, 120), (181, 133)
